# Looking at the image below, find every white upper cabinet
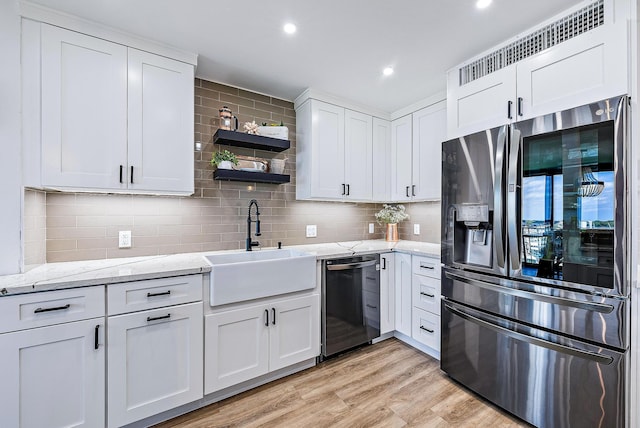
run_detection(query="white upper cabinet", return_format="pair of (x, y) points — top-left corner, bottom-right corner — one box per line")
(344, 109), (373, 200)
(412, 102), (446, 201)
(390, 115), (412, 201)
(446, 0), (629, 138)
(127, 49), (194, 193)
(40, 24), (128, 190)
(372, 118), (392, 201)
(24, 22), (195, 195)
(391, 101), (446, 202)
(296, 99), (374, 201)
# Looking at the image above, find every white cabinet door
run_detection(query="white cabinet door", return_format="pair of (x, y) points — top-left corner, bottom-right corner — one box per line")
(390, 115), (413, 201)
(0, 318), (105, 428)
(344, 109), (372, 200)
(372, 118), (392, 201)
(412, 102), (446, 201)
(205, 304), (269, 394)
(269, 294), (320, 371)
(394, 252), (412, 336)
(446, 65), (516, 139)
(309, 100), (345, 199)
(379, 252), (395, 335)
(108, 302), (203, 428)
(41, 24), (128, 190)
(516, 25), (628, 121)
(128, 49), (194, 194)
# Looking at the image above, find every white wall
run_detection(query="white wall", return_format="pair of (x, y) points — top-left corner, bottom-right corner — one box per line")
(0, 0), (23, 274)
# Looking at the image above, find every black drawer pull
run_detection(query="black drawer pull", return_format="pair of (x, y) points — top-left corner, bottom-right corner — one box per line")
(130, 166), (134, 184)
(406, 186), (410, 197)
(119, 165), (124, 183)
(264, 309), (269, 327)
(366, 304), (377, 309)
(420, 326), (434, 334)
(381, 257), (386, 270)
(420, 292), (435, 298)
(272, 308), (276, 325)
(94, 325), (100, 350)
(412, 185), (416, 197)
(420, 264), (435, 270)
(34, 303), (71, 314)
(147, 290), (171, 298)
(147, 314), (171, 322)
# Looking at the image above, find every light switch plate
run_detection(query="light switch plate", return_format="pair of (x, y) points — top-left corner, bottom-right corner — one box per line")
(369, 223), (375, 234)
(119, 231), (132, 248)
(306, 225), (317, 238)
(413, 224), (420, 235)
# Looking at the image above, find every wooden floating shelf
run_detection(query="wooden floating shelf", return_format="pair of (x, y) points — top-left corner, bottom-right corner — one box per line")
(213, 169), (290, 184)
(213, 129), (290, 152)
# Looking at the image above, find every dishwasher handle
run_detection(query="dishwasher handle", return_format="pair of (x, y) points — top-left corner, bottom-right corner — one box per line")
(326, 260), (377, 271)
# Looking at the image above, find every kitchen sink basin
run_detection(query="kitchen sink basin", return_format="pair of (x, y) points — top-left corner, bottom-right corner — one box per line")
(203, 249), (316, 306)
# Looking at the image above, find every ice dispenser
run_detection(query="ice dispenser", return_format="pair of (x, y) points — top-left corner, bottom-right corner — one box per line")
(453, 203), (493, 267)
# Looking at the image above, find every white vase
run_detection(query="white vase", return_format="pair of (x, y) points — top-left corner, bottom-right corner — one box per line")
(217, 160), (233, 170)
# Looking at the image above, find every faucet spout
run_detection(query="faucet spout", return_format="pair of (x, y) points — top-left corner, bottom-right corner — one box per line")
(246, 199), (261, 251)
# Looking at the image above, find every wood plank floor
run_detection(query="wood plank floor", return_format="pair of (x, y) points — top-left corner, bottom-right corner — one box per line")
(154, 338), (529, 428)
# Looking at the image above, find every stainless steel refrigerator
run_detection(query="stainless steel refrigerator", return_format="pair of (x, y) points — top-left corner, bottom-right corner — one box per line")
(441, 95), (629, 428)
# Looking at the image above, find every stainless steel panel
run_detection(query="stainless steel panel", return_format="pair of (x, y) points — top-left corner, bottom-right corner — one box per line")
(511, 95), (628, 297)
(442, 267), (628, 350)
(441, 300), (626, 428)
(442, 125), (507, 276)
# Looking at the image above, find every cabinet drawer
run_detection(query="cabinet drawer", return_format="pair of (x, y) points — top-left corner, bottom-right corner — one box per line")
(412, 307), (440, 351)
(412, 274), (440, 315)
(412, 255), (441, 279)
(0, 286), (105, 333)
(108, 275), (202, 315)
(363, 290), (380, 327)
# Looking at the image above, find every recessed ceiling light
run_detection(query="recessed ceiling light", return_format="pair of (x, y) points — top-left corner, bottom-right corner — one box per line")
(283, 23), (297, 34)
(476, 0), (492, 9)
(383, 67), (394, 76)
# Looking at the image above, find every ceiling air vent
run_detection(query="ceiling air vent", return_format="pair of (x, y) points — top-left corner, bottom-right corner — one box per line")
(459, 0), (604, 85)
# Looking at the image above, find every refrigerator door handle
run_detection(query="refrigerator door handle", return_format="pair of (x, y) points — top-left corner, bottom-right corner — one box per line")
(507, 128), (521, 274)
(493, 126), (507, 270)
(443, 301), (614, 365)
(444, 270), (615, 314)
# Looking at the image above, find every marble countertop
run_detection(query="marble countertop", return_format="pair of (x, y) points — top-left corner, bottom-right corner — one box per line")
(0, 240), (440, 296)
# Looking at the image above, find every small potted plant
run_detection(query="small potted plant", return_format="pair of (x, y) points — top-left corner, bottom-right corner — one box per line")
(375, 204), (410, 242)
(211, 150), (238, 170)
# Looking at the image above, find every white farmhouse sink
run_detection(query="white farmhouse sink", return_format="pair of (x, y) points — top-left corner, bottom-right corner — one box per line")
(203, 249), (316, 306)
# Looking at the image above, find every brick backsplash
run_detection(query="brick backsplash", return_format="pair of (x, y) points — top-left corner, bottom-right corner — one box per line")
(36, 79), (414, 263)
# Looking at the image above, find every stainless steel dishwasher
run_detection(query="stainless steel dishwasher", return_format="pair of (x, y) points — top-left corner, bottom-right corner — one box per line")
(321, 254), (380, 358)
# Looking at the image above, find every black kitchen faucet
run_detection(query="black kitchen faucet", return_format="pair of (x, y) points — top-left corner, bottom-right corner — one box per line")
(246, 199), (261, 251)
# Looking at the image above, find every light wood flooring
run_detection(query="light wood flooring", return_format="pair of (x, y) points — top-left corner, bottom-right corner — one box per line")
(154, 338), (529, 428)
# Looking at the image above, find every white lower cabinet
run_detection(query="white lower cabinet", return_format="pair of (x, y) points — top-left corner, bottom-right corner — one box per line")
(107, 301), (203, 428)
(411, 255), (441, 353)
(411, 307), (440, 350)
(379, 252), (395, 334)
(394, 252), (412, 336)
(205, 293), (319, 394)
(0, 318), (105, 428)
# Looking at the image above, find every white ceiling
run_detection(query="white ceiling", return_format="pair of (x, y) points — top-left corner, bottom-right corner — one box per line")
(29, 0), (583, 113)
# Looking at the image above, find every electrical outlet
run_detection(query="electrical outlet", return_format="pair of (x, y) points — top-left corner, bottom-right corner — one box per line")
(413, 224), (420, 235)
(118, 231), (132, 248)
(369, 223), (375, 234)
(306, 225), (317, 238)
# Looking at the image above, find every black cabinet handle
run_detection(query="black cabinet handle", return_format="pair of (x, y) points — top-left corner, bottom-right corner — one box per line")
(507, 100), (513, 119)
(341, 184), (346, 195)
(366, 304), (377, 309)
(264, 309), (269, 327)
(147, 290), (171, 298)
(420, 326), (435, 334)
(406, 186), (410, 197)
(147, 314), (171, 322)
(34, 303), (70, 314)
(94, 325), (100, 350)
(420, 264), (435, 270)
(130, 166), (134, 184)
(119, 165), (124, 183)
(412, 185), (416, 197)
(420, 292), (435, 298)
(272, 308), (276, 325)
(346, 184), (350, 196)
(381, 257), (386, 270)
(517, 97), (523, 117)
